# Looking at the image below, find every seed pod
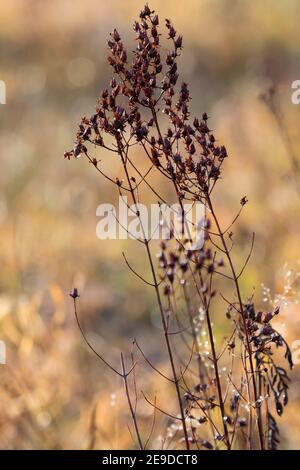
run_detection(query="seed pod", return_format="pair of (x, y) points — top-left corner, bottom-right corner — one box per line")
(70, 288), (79, 299)
(201, 440), (214, 450)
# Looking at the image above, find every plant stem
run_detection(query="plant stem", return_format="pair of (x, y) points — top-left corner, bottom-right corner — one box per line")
(118, 140), (190, 450)
(197, 271), (231, 449)
(121, 353), (143, 449)
(206, 193), (265, 450)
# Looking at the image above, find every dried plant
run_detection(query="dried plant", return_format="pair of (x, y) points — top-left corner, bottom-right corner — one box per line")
(66, 4), (292, 450)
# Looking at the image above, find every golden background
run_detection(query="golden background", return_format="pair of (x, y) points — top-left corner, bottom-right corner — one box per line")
(0, 0), (299, 449)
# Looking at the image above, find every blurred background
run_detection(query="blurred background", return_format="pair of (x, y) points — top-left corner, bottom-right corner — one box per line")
(0, 0), (300, 449)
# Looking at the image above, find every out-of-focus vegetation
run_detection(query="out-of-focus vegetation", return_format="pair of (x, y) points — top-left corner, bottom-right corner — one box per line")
(0, 0), (300, 449)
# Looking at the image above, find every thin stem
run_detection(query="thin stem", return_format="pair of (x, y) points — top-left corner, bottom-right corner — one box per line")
(182, 283), (216, 445)
(73, 298), (124, 377)
(206, 193), (265, 450)
(120, 353), (143, 449)
(185, 262), (231, 449)
(118, 138), (190, 450)
(199, 271), (231, 449)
